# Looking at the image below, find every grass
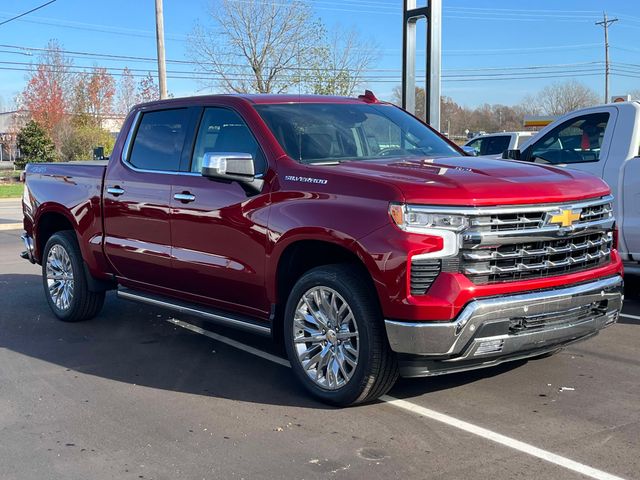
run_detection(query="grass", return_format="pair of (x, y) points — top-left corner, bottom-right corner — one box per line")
(0, 183), (24, 198)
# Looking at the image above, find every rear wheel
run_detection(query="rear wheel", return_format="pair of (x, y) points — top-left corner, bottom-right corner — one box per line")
(42, 231), (105, 322)
(284, 264), (398, 406)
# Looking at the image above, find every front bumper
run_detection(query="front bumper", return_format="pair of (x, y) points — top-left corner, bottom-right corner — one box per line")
(385, 275), (623, 377)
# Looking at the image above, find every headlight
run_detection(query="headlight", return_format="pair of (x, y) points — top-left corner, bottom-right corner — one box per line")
(389, 203), (468, 259)
(389, 203), (468, 233)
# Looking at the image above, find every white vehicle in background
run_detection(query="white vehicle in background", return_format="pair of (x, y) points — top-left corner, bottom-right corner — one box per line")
(503, 101), (640, 263)
(464, 131), (536, 156)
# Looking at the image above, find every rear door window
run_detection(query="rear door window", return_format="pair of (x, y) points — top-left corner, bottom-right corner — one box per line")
(128, 108), (190, 171)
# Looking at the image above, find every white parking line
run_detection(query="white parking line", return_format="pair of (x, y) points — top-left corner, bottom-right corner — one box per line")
(380, 396), (626, 480)
(167, 317), (627, 480)
(620, 313), (640, 321)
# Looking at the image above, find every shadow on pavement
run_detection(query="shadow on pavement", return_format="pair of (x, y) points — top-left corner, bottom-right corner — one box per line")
(0, 273), (534, 408)
(0, 273), (327, 409)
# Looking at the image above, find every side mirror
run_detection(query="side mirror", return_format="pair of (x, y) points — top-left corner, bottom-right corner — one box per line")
(202, 152), (255, 182)
(461, 146), (478, 156)
(503, 149), (521, 160)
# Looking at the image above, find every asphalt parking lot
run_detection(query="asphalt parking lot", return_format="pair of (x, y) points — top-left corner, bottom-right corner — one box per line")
(1, 223), (639, 480)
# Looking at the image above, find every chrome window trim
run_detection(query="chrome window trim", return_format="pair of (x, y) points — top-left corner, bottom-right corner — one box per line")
(405, 195), (613, 216)
(120, 110), (201, 177)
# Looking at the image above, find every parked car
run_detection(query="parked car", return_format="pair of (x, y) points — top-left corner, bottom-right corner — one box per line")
(503, 101), (640, 263)
(465, 131), (536, 157)
(20, 93), (623, 406)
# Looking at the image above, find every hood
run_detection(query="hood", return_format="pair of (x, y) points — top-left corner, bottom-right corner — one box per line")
(329, 156), (610, 206)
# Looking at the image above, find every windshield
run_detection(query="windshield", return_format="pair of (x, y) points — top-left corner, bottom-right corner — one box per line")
(254, 103), (461, 164)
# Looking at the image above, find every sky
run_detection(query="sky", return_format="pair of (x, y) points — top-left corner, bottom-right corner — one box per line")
(1, 0), (640, 110)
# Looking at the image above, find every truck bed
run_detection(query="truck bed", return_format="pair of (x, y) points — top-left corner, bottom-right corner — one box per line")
(23, 161), (108, 270)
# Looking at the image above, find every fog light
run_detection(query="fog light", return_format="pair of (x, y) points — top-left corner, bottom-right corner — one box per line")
(474, 339), (504, 356)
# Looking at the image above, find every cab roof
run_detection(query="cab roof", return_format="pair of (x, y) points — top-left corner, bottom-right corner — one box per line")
(134, 92), (384, 111)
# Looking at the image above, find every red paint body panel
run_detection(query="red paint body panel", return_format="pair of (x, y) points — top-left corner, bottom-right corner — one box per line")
(23, 94), (620, 328)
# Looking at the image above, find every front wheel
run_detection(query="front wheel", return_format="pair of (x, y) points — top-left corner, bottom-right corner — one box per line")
(42, 231), (105, 322)
(284, 264), (398, 406)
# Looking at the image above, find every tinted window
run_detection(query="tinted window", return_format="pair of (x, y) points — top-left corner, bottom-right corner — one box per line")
(481, 135), (511, 155)
(529, 113), (609, 164)
(465, 136), (510, 156)
(191, 108), (265, 173)
(255, 103), (459, 164)
(128, 109), (190, 171)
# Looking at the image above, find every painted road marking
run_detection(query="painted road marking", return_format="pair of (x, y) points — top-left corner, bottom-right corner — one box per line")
(167, 317), (627, 480)
(380, 396), (626, 480)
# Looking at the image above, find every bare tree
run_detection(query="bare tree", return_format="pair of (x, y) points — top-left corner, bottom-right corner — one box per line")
(189, 0), (325, 93)
(308, 28), (378, 96)
(533, 79), (599, 116)
(116, 67), (137, 115)
(137, 72), (160, 103)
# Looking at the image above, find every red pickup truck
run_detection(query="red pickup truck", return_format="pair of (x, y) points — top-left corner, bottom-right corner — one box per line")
(21, 93), (623, 406)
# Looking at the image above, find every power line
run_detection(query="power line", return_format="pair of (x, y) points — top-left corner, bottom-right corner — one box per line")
(0, 0), (56, 27)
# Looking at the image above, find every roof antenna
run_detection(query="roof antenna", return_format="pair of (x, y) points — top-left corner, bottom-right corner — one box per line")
(358, 90), (378, 103)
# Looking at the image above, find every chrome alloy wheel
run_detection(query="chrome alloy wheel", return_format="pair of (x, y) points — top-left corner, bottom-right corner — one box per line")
(293, 286), (359, 390)
(46, 244), (74, 311)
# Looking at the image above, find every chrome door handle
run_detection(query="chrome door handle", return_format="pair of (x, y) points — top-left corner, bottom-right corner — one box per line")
(107, 186), (125, 196)
(174, 192), (196, 203)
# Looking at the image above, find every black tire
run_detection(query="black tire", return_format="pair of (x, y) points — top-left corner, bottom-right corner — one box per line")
(42, 231), (105, 322)
(284, 264), (398, 406)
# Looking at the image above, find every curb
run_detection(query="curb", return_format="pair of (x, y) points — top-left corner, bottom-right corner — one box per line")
(0, 223), (23, 231)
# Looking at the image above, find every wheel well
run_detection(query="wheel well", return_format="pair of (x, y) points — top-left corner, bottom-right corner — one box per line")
(273, 240), (376, 341)
(37, 212), (74, 261)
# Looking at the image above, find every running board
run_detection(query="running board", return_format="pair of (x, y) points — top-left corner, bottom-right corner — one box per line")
(117, 288), (271, 336)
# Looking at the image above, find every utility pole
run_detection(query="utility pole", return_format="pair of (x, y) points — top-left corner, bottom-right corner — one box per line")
(595, 12), (618, 103)
(155, 0), (168, 99)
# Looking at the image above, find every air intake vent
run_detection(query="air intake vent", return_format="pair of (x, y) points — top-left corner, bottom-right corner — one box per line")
(410, 259), (441, 296)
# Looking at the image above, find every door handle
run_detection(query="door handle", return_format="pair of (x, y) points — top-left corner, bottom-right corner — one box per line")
(107, 186), (125, 196)
(174, 192), (196, 203)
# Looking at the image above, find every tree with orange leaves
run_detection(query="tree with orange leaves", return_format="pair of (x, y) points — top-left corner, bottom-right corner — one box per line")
(86, 67), (116, 124)
(22, 63), (66, 134)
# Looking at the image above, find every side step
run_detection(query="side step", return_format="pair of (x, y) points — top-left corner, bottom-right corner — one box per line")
(117, 288), (271, 336)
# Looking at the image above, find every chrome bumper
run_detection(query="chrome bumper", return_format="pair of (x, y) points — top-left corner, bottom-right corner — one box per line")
(385, 276), (623, 376)
(20, 234), (35, 264)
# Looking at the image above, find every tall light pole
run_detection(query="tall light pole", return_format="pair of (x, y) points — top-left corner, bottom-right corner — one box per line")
(402, 0), (441, 130)
(595, 12), (618, 103)
(155, 0), (168, 99)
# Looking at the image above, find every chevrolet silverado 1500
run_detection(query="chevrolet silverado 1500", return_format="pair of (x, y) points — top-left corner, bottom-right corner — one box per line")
(21, 93), (623, 406)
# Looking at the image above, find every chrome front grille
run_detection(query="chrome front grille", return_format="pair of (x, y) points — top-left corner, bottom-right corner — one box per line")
(469, 199), (613, 233)
(462, 232), (612, 284)
(460, 196), (614, 285)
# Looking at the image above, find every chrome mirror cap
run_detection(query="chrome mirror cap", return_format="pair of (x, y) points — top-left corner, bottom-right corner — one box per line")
(461, 146), (478, 156)
(201, 152), (255, 181)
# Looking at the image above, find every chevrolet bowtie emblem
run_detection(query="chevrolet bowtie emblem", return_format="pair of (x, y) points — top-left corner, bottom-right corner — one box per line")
(548, 209), (581, 227)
